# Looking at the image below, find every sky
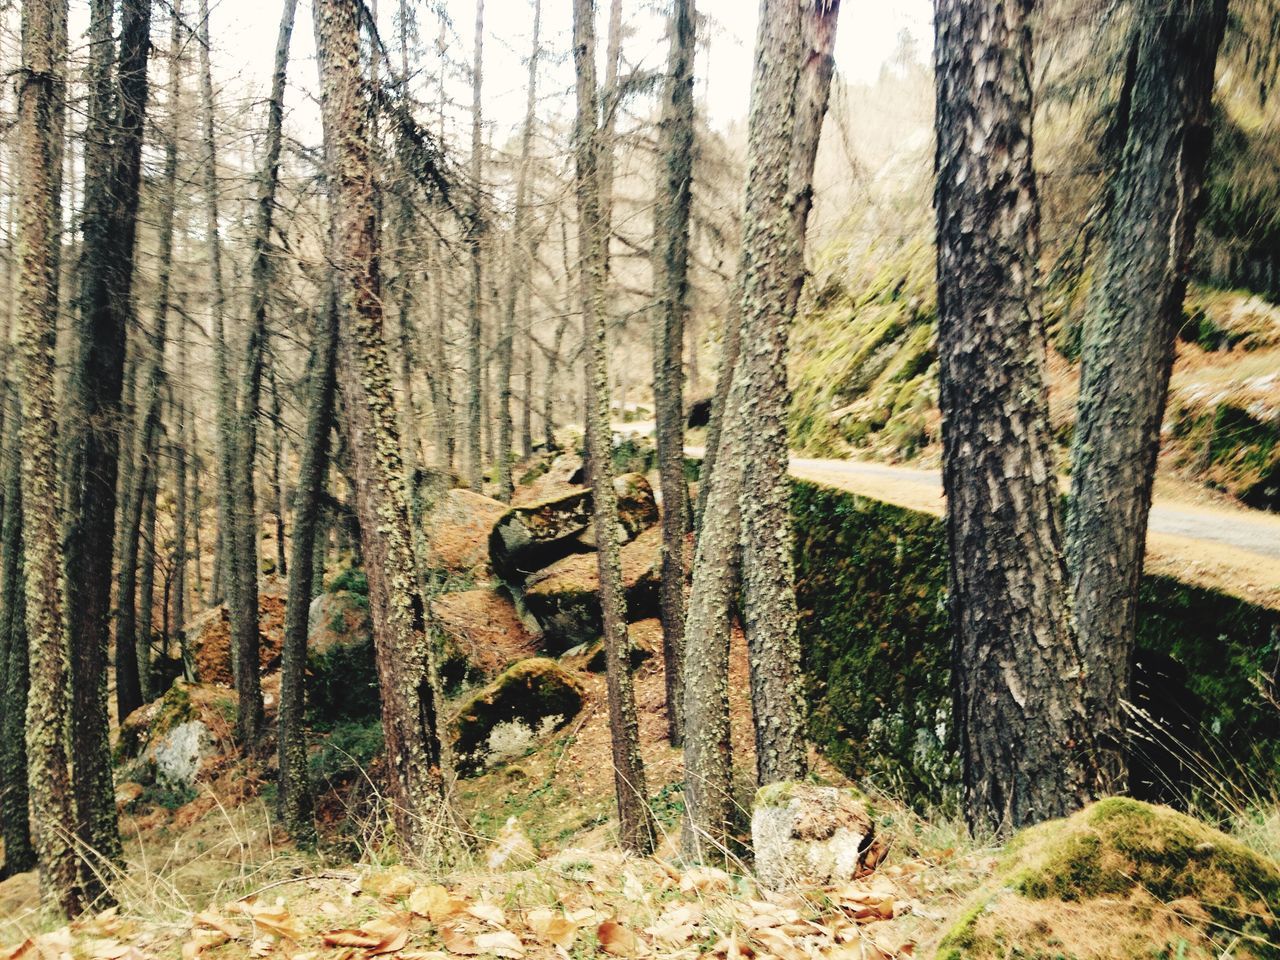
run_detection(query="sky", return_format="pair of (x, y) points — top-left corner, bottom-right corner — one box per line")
(197, 0), (934, 150)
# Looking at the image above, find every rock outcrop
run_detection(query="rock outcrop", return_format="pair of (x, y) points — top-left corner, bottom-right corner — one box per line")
(423, 488), (509, 579)
(522, 526), (661, 652)
(431, 588), (540, 687)
(451, 658), (584, 776)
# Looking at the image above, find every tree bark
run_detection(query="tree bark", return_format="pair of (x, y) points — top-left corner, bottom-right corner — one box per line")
(279, 290), (338, 845)
(650, 0), (696, 746)
(1065, 0), (1228, 794)
(572, 0), (655, 857)
(231, 0), (299, 743)
(313, 0), (449, 856)
(933, 0), (1095, 833)
(465, 0), (485, 490)
(15, 0), (80, 909)
(496, 0), (541, 502)
(63, 0), (148, 894)
(0, 397), (33, 879)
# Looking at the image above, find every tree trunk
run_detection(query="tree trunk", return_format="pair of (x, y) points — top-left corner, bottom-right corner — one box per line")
(313, 0), (448, 856)
(1065, 0), (1227, 794)
(279, 290), (338, 845)
(496, 0), (541, 502)
(0, 397), (33, 879)
(465, 0), (485, 490)
(933, 0), (1095, 833)
(137, 453), (160, 689)
(63, 0), (149, 892)
(270, 364), (288, 578)
(197, 0), (237, 614)
(232, 0), (299, 743)
(15, 0), (80, 909)
(650, 0), (695, 746)
(172, 309), (192, 676)
(572, 0), (655, 857)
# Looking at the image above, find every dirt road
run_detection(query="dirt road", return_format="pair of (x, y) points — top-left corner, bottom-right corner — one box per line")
(670, 440), (1280, 608)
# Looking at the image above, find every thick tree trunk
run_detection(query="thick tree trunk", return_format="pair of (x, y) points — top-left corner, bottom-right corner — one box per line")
(650, 0), (696, 746)
(63, 0), (149, 893)
(933, 0), (1095, 832)
(279, 291), (338, 845)
(496, 0), (541, 502)
(313, 0), (449, 856)
(15, 0), (80, 910)
(465, 0), (485, 490)
(1066, 0), (1227, 794)
(572, 0), (655, 857)
(0, 399), (33, 878)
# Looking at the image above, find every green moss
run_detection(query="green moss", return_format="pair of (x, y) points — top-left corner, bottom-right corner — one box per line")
(308, 718), (384, 787)
(327, 567), (369, 596)
(935, 799), (1280, 959)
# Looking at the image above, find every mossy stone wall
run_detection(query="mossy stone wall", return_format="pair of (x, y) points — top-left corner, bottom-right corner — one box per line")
(792, 480), (1280, 811)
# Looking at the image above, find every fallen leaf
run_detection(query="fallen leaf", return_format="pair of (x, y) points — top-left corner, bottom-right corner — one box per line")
(409, 886), (451, 921)
(364, 867), (416, 900)
(193, 910), (242, 939)
(474, 931), (523, 959)
(596, 921), (640, 957)
(439, 925), (480, 956)
(466, 902), (505, 928)
(322, 932), (382, 950)
(526, 909), (578, 950)
(679, 867), (731, 894)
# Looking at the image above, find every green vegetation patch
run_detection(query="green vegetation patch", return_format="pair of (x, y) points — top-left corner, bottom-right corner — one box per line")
(936, 798), (1280, 959)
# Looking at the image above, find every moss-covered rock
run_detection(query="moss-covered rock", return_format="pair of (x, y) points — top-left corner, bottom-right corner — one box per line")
(450, 658), (584, 776)
(114, 682), (236, 790)
(582, 618), (659, 672)
(423, 488), (509, 579)
(935, 798), (1280, 959)
(751, 782), (880, 890)
(307, 589), (372, 655)
(306, 592), (379, 723)
(523, 526), (661, 653)
(490, 474), (657, 583)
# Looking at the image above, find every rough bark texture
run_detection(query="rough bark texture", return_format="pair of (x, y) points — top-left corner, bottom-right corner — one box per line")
(313, 0), (448, 856)
(650, 0), (696, 746)
(1065, 0), (1228, 794)
(15, 0), (81, 910)
(279, 292), (338, 845)
(0, 400), (33, 878)
(63, 0), (148, 883)
(933, 0), (1095, 832)
(465, 0), (485, 490)
(572, 0), (655, 856)
(496, 0), (541, 503)
(734, 0), (813, 788)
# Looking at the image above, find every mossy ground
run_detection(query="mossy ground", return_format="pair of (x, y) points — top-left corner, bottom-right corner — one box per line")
(936, 798), (1280, 960)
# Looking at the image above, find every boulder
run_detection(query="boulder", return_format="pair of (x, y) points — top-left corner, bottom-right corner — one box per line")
(523, 527), (661, 653)
(514, 452), (584, 505)
(490, 487), (595, 582)
(751, 782), (881, 889)
(582, 618), (659, 673)
(573, 473), (660, 549)
(189, 592), (286, 686)
(423, 488), (509, 579)
(936, 797), (1280, 960)
(115, 682), (235, 791)
(451, 658), (584, 776)
(308, 589), (372, 655)
(431, 589), (540, 687)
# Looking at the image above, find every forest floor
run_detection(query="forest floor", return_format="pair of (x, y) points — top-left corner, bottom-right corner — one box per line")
(0, 620), (993, 960)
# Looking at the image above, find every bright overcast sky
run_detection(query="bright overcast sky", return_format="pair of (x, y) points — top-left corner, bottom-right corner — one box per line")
(195, 0), (933, 150)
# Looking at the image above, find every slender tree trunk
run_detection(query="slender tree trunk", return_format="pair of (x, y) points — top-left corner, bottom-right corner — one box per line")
(1065, 0), (1227, 794)
(0, 397), (33, 879)
(279, 291), (338, 845)
(197, 0), (237, 615)
(572, 0), (655, 856)
(137, 455), (160, 688)
(313, 0), (448, 855)
(269, 364), (288, 577)
(15, 0), (80, 909)
(520, 282), (534, 459)
(465, 0), (485, 489)
(172, 316), (191, 676)
(650, 0), (696, 746)
(496, 0), (541, 502)
(64, 0), (149, 891)
(933, 0), (1095, 832)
